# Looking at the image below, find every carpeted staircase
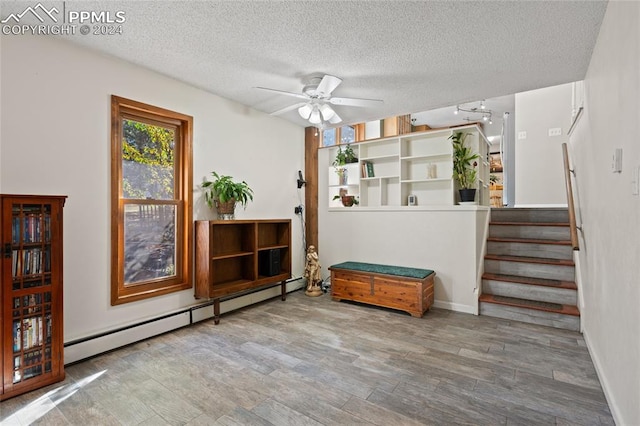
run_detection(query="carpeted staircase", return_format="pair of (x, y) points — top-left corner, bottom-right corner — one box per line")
(479, 208), (580, 331)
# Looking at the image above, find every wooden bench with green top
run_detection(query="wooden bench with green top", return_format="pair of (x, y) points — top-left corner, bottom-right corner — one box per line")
(329, 261), (435, 318)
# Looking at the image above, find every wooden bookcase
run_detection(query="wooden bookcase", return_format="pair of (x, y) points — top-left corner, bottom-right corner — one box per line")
(195, 219), (291, 324)
(1, 194), (66, 401)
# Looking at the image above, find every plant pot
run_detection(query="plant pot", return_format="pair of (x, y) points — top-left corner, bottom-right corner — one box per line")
(458, 189), (477, 203)
(341, 195), (356, 207)
(215, 198), (236, 219)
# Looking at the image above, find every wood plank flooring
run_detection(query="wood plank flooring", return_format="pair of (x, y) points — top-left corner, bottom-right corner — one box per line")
(0, 290), (613, 425)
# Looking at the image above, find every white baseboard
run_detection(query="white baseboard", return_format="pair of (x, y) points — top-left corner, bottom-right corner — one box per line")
(433, 300), (476, 315)
(582, 328), (623, 425)
(64, 312), (190, 364)
(65, 280), (305, 364)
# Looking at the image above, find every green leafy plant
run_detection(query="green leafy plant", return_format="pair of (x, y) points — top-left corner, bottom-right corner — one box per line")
(332, 146), (347, 167)
(344, 144), (358, 163)
(450, 132), (480, 189)
(201, 171), (254, 209)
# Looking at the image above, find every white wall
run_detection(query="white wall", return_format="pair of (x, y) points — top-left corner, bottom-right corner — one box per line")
(570, 2), (640, 424)
(0, 36), (306, 359)
(515, 83), (573, 206)
(318, 148), (489, 314)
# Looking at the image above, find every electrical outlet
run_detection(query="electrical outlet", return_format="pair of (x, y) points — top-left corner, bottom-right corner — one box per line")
(632, 166), (639, 196)
(548, 128), (562, 137)
(294, 205), (303, 215)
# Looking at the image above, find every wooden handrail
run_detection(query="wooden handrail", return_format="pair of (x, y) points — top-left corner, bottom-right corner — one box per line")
(562, 143), (579, 250)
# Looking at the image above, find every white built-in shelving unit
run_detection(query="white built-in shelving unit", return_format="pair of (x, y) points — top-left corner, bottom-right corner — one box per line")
(327, 124), (491, 208)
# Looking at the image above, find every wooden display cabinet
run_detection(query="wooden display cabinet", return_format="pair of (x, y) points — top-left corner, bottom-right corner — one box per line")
(195, 219), (291, 324)
(1, 194), (66, 401)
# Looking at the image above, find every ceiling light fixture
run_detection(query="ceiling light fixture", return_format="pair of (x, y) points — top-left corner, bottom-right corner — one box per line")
(319, 104), (335, 121)
(298, 104), (313, 120)
(309, 106), (322, 124)
(297, 102), (342, 128)
(454, 100), (494, 125)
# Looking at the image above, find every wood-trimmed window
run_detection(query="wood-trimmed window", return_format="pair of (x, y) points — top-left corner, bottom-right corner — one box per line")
(110, 95), (193, 305)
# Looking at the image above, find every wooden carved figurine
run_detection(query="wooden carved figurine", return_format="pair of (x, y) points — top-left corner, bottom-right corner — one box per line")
(304, 245), (323, 297)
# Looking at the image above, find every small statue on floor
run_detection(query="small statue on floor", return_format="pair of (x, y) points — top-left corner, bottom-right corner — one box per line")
(304, 245), (323, 297)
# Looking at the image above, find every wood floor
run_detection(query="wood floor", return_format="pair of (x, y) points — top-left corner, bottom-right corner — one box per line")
(1, 290), (614, 425)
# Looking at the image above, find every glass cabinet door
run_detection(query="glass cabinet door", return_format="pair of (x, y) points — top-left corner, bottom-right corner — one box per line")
(3, 199), (61, 388)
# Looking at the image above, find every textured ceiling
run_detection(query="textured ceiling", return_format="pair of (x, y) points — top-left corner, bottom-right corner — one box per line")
(15, 1), (607, 129)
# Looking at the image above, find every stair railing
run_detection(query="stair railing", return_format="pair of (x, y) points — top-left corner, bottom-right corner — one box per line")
(562, 143), (580, 250)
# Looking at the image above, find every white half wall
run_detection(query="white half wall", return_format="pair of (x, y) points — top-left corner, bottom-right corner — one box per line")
(570, 2), (640, 424)
(515, 83), (573, 207)
(317, 148), (489, 315)
(0, 36), (306, 359)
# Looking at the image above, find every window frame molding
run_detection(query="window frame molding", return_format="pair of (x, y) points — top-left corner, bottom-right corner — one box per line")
(110, 95), (193, 305)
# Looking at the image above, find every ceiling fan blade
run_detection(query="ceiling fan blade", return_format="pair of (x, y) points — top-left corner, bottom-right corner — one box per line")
(329, 96), (384, 107)
(269, 102), (308, 116)
(316, 75), (342, 97)
(254, 87), (308, 100)
(329, 111), (342, 124)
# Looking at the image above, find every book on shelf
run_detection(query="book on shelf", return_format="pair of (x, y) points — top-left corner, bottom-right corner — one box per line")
(361, 161), (375, 178)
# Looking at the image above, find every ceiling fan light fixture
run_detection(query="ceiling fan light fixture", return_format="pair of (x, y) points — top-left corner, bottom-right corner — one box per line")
(319, 104), (335, 121)
(298, 104), (313, 120)
(329, 112), (342, 124)
(309, 106), (322, 124)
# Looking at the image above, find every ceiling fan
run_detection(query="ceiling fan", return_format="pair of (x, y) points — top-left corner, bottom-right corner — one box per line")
(255, 74), (383, 126)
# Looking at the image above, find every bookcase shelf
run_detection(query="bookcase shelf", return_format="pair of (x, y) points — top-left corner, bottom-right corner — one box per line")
(1, 194), (66, 401)
(326, 124), (490, 208)
(195, 219), (291, 324)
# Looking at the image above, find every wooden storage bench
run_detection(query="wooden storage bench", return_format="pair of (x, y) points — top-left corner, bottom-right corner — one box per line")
(329, 261), (435, 318)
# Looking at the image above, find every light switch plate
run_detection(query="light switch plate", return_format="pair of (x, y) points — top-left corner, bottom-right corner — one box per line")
(612, 148), (623, 173)
(548, 128), (562, 137)
(518, 131), (527, 140)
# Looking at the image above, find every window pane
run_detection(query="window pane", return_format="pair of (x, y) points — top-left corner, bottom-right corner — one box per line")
(322, 128), (336, 147)
(340, 125), (355, 144)
(122, 120), (175, 200)
(123, 204), (176, 285)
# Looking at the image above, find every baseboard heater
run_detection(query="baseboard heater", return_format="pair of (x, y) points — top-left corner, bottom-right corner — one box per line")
(64, 278), (302, 364)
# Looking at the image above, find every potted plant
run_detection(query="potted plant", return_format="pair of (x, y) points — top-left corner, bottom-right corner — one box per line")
(201, 171), (254, 219)
(332, 188), (359, 207)
(332, 146), (348, 185)
(344, 144), (358, 163)
(450, 131), (480, 203)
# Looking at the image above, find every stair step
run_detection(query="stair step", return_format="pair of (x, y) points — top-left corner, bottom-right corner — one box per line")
(479, 294), (579, 316)
(490, 221), (570, 227)
(482, 273), (577, 290)
(489, 223), (571, 241)
(487, 237), (571, 246)
(487, 240), (573, 260)
(484, 254), (574, 266)
(490, 208), (569, 223)
(479, 294), (580, 331)
(484, 256), (575, 281)
(482, 274), (577, 305)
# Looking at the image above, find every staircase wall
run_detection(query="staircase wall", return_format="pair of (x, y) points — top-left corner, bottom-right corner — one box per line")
(567, 2), (640, 423)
